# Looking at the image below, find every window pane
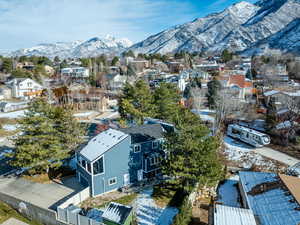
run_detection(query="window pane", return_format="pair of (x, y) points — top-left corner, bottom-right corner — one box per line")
(87, 163), (91, 173)
(82, 160), (86, 169)
(93, 157), (104, 175)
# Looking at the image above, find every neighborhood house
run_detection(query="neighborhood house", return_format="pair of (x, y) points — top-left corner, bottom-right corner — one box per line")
(76, 124), (166, 196)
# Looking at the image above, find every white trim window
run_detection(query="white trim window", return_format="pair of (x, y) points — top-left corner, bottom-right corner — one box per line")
(152, 141), (158, 149)
(134, 144), (141, 153)
(108, 177), (117, 186)
(150, 156), (161, 166)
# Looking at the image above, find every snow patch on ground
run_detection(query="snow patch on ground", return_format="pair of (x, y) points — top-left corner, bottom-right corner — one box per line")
(192, 109), (215, 123)
(73, 111), (97, 117)
(217, 175), (240, 207)
(0, 110), (26, 118)
(134, 188), (178, 225)
(2, 124), (17, 131)
(223, 136), (279, 170)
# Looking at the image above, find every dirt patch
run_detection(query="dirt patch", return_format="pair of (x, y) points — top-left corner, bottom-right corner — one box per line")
(81, 191), (137, 209)
(189, 198), (210, 225)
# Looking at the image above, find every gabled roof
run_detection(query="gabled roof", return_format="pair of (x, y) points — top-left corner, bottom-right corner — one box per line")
(102, 202), (132, 224)
(214, 204), (257, 225)
(119, 124), (165, 144)
(229, 75), (252, 89)
(79, 128), (128, 162)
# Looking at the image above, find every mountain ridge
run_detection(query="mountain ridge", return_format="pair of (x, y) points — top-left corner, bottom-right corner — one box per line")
(6, 36), (133, 59)
(129, 0), (300, 55)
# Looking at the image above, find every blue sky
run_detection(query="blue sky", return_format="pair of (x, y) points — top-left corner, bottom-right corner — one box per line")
(0, 0), (256, 51)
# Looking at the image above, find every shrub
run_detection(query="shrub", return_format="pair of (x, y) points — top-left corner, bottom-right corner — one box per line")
(172, 197), (192, 225)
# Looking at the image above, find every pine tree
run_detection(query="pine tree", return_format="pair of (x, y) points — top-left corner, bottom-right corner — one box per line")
(221, 49), (233, 63)
(206, 79), (221, 109)
(2, 58), (13, 73)
(163, 108), (223, 190)
(153, 83), (181, 122)
(266, 97), (277, 131)
(118, 80), (155, 124)
(9, 98), (86, 175)
(111, 56), (119, 66)
(173, 198), (192, 225)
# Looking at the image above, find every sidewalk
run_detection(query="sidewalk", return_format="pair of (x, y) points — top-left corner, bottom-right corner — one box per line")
(254, 147), (300, 166)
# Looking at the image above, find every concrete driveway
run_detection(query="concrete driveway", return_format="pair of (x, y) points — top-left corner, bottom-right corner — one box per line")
(0, 176), (85, 210)
(1, 218), (28, 225)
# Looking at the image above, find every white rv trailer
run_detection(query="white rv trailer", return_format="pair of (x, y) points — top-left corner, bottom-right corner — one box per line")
(227, 124), (271, 147)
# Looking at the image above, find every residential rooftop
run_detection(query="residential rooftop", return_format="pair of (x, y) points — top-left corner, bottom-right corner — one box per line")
(214, 204), (257, 225)
(79, 128), (128, 162)
(239, 171), (300, 225)
(119, 124), (165, 144)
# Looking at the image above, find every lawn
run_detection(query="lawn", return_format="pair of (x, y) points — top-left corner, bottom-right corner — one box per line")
(0, 201), (41, 225)
(152, 183), (186, 208)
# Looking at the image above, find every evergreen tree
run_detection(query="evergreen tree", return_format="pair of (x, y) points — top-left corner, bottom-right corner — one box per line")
(206, 79), (221, 109)
(163, 111), (222, 190)
(122, 50), (135, 58)
(60, 60), (69, 69)
(111, 56), (119, 66)
(173, 198), (192, 225)
(221, 49), (233, 63)
(118, 80), (155, 124)
(9, 98), (86, 175)
(80, 58), (90, 67)
(153, 83), (181, 122)
(2, 58), (13, 73)
(266, 97), (277, 131)
(19, 56), (28, 62)
(11, 69), (32, 79)
(54, 56), (60, 64)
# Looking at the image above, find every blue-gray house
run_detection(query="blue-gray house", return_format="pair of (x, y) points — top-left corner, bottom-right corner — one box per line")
(76, 124), (166, 197)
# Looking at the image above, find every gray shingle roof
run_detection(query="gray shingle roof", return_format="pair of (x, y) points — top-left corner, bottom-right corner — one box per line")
(119, 124), (165, 144)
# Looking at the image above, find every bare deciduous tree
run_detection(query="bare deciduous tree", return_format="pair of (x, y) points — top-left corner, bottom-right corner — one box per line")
(214, 88), (244, 134)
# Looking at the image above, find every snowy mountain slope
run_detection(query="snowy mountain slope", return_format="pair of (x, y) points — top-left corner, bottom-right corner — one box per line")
(8, 36), (133, 58)
(129, 0), (300, 54)
(244, 18), (300, 55)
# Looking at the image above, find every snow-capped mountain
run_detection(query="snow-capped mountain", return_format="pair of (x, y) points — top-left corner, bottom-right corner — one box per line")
(129, 0), (300, 54)
(9, 36), (133, 58)
(244, 18), (300, 55)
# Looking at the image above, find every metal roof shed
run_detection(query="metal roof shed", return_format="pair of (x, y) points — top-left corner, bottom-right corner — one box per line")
(102, 202), (133, 225)
(214, 204), (257, 225)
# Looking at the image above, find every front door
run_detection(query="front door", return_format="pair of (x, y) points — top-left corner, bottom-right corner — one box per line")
(137, 169), (143, 181)
(124, 173), (130, 186)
